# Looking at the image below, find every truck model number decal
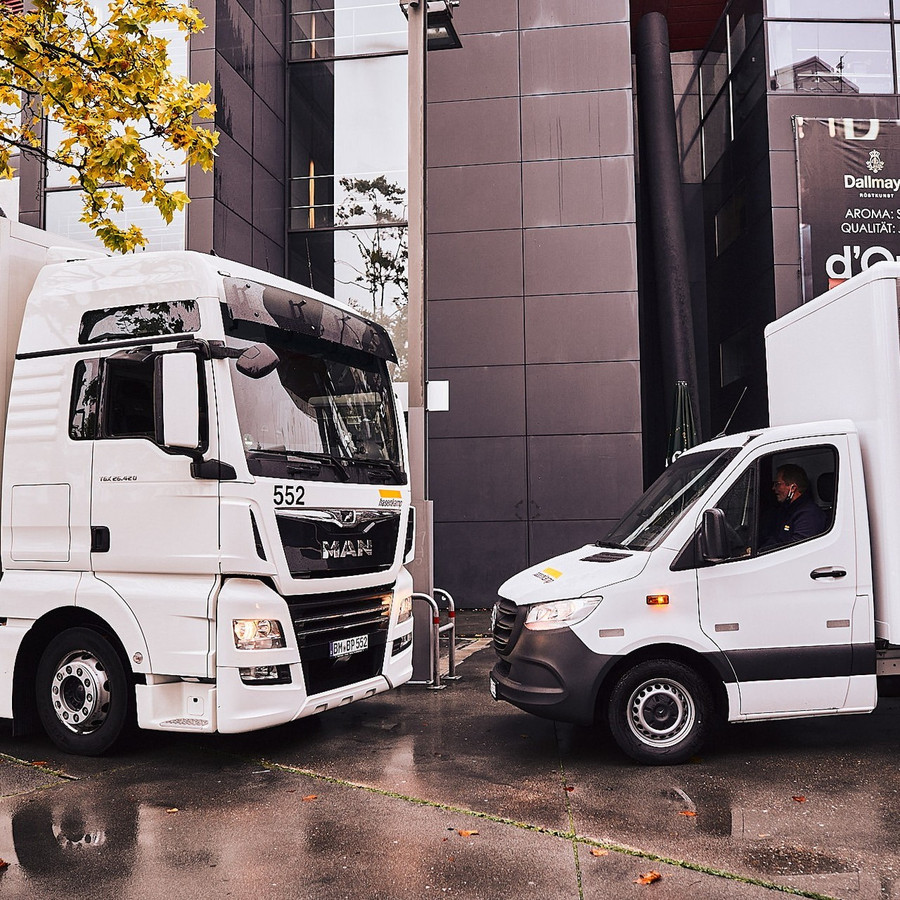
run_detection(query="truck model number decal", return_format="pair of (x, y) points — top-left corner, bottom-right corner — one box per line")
(273, 484), (306, 507)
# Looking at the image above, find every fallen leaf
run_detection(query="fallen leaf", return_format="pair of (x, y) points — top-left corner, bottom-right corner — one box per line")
(565, 785), (575, 792)
(286, 789), (296, 794)
(792, 795), (807, 803)
(32, 761), (47, 767)
(0, 859), (9, 870)
(589, 848), (609, 857)
(679, 810), (698, 817)
(634, 871), (662, 885)
(302, 795), (318, 802)
(457, 829), (479, 837)
(166, 808), (179, 814)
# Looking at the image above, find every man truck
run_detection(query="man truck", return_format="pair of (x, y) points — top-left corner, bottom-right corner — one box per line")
(0, 218), (414, 755)
(491, 262), (900, 764)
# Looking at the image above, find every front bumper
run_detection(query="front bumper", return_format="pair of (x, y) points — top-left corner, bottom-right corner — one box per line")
(490, 624), (618, 726)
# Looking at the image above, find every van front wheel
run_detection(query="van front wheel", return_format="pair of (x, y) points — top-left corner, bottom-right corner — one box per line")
(608, 660), (712, 765)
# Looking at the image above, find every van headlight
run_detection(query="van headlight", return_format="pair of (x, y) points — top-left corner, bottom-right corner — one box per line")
(524, 598), (601, 631)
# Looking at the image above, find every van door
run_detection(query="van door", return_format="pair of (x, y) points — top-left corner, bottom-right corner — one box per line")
(696, 436), (874, 716)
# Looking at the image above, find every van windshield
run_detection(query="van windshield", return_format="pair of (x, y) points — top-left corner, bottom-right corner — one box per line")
(603, 448), (738, 551)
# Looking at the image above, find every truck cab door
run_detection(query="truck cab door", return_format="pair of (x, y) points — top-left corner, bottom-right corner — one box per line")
(89, 346), (219, 575)
(696, 435), (876, 717)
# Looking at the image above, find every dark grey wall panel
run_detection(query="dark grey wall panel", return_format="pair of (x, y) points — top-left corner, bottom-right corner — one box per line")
(252, 162), (284, 243)
(430, 437), (527, 522)
(214, 131), (253, 222)
(254, 25), (286, 116)
(428, 230), (524, 300)
(253, 98), (285, 181)
(428, 296), (525, 368)
(216, 62), (254, 148)
(522, 90), (633, 160)
(525, 361), (641, 435)
(427, 31), (520, 103)
(520, 24), (631, 96)
(769, 148), (799, 209)
(214, 203), (253, 266)
(524, 224), (638, 295)
(528, 433), (642, 521)
(255, 0), (285, 53)
(772, 205), (799, 267)
(428, 98), (522, 167)
(434, 522), (528, 603)
(428, 164), (523, 234)
(253, 229), (284, 274)
(525, 293), (639, 364)
(529, 519), (620, 564)
(774, 263), (802, 319)
(452, 0), (518, 36)
(429, 366), (526, 438)
(519, 0), (629, 29)
(216, 0), (253, 84)
(523, 157), (635, 228)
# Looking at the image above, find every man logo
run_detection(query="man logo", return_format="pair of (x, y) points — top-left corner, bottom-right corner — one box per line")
(322, 539), (373, 559)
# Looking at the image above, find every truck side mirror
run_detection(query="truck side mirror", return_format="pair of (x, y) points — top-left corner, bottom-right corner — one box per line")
(156, 352), (200, 450)
(700, 507), (729, 563)
(236, 344), (280, 379)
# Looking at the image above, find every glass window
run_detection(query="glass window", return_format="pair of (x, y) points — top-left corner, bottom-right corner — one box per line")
(290, 0), (407, 61)
(731, 29), (766, 131)
(702, 91), (731, 177)
(768, 22), (893, 94)
(69, 359), (101, 440)
(766, 0), (889, 19)
(700, 19), (729, 115)
(103, 356), (156, 439)
(45, 186), (187, 252)
(728, 0), (764, 63)
(79, 301), (200, 344)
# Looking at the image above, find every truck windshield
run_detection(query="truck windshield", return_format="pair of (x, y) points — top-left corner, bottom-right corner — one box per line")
(603, 448), (738, 551)
(225, 325), (404, 484)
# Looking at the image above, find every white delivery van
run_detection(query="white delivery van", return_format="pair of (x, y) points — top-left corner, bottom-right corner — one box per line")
(0, 219), (414, 755)
(490, 262), (900, 764)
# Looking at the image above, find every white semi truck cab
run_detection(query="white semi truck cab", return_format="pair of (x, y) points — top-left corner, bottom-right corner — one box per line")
(0, 219), (414, 754)
(491, 262), (900, 764)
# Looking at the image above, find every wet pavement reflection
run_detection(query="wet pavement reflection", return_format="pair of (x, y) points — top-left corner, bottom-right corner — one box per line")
(0, 617), (897, 898)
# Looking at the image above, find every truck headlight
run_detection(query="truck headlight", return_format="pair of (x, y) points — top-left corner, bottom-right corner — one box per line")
(396, 594), (413, 624)
(524, 598), (601, 631)
(233, 619), (285, 650)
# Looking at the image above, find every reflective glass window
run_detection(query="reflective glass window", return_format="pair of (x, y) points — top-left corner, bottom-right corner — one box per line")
(768, 22), (893, 94)
(765, 0), (889, 19)
(700, 19), (729, 115)
(291, 0), (407, 61)
(79, 301), (200, 344)
(703, 91), (731, 177)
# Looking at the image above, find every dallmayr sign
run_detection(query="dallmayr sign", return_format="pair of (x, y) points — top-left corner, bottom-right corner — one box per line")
(795, 117), (900, 300)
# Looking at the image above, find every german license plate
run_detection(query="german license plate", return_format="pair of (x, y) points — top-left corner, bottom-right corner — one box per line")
(331, 634), (369, 657)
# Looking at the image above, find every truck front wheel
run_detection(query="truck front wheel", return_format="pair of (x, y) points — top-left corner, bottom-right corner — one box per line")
(36, 628), (133, 756)
(608, 660), (713, 765)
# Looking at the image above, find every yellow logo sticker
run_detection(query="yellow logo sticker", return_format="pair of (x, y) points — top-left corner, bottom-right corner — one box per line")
(378, 488), (402, 509)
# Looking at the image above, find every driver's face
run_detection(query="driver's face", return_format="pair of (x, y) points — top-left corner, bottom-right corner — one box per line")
(773, 474), (794, 503)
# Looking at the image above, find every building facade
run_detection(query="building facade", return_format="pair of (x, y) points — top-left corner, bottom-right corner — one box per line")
(8, 0), (898, 605)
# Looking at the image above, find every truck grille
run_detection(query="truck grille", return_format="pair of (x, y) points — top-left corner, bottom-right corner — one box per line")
(492, 597), (520, 655)
(277, 510), (400, 578)
(286, 587), (392, 694)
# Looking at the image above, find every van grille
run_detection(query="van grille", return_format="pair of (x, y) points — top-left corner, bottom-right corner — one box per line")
(492, 597), (520, 655)
(286, 587), (392, 694)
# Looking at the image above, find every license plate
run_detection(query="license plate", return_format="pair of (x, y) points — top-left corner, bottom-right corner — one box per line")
(331, 634), (369, 657)
(489, 677), (497, 700)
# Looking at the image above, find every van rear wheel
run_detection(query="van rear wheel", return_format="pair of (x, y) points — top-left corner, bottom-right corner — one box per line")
(36, 627), (132, 756)
(608, 660), (712, 765)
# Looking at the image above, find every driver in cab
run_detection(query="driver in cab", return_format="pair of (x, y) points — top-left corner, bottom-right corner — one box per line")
(761, 464), (827, 549)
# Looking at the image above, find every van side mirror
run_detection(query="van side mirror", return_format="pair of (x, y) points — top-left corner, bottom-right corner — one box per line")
(156, 352), (200, 450)
(700, 507), (729, 563)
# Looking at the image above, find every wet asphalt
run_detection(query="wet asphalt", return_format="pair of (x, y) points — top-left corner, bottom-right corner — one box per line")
(0, 612), (897, 899)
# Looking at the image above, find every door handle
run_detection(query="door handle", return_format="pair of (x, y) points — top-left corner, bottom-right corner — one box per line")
(810, 566), (847, 580)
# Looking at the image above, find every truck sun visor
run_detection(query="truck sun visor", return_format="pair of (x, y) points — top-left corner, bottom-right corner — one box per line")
(222, 276), (397, 363)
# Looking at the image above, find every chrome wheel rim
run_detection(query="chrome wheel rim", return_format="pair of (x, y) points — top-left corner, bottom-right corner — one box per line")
(49, 651), (111, 734)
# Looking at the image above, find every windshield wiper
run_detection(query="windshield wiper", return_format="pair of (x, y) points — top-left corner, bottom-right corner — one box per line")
(594, 539), (627, 549)
(286, 450), (352, 482)
(353, 457), (406, 481)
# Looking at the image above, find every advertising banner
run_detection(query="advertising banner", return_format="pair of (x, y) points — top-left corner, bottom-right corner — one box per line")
(795, 117), (900, 301)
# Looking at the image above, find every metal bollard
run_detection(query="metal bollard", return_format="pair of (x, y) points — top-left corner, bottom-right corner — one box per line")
(433, 588), (460, 681)
(409, 592), (444, 688)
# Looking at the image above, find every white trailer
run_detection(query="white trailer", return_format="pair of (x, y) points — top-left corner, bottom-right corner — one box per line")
(490, 262), (900, 764)
(0, 218), (414, 754)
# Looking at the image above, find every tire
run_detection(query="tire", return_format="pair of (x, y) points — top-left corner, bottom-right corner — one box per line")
(608, 659), (713, 765)
(36, 627), (133, 756)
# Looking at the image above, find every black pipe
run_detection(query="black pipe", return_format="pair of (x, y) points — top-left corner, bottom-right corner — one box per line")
(635, 12), (700, 438)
